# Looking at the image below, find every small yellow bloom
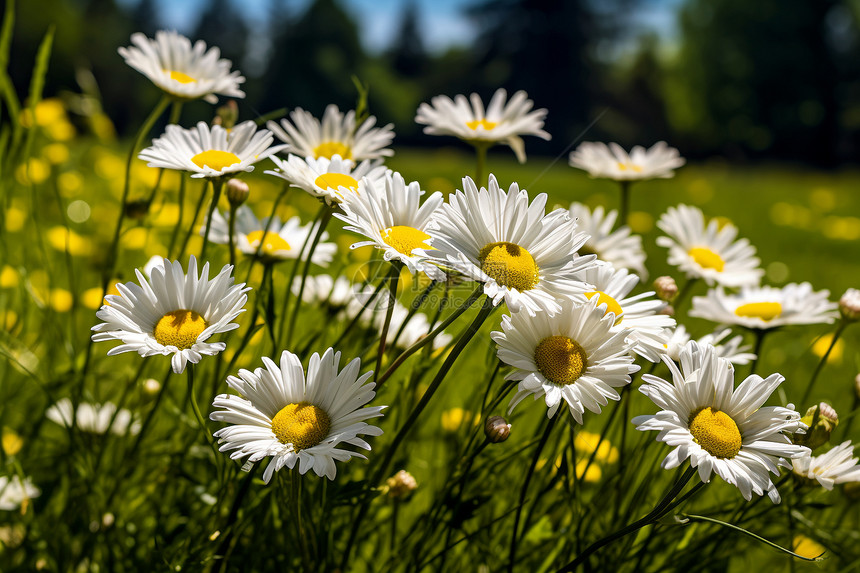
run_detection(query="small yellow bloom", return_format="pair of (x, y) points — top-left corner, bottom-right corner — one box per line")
(1, 428), (23, 456)
(574, 431), (619, 464)
(46, 226), (93, 256)
(0, 266), (19, 288)
(47, 120), (75, 142)
(50, 289), (74, 313)
(441, 408), (474, 433)
(792, 535), (826, 560)
(812, 333), (843, 363)
(574, 458), (602, 482)
(42, 143), (70, 165)
(3, 310), (18, 331)
(14, 158), (50, 185)
(82, 281), (120, 310)
(121, 227), (149, 250)
(5, 206), (26, 232)
(34, 98), (66, 126)
(627, 211), (653, 233)
(57, 170), (84, 196)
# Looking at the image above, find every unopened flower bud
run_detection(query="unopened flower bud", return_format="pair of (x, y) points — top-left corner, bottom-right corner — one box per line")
(226, 178), (250, 207)
(654, 276), (678, 302)
(855, 374), (860, 401)
(384, 470), (417, 500)
(215, 100), (239, 130)
(659, 305), (674, 317)
(795, 402), (838, 450)
(484, 415), (511, 443)
(840, 288), (860, 322)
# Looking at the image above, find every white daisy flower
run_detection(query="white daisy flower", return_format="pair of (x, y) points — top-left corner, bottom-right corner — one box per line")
(291, 275), (355, 310)
(427, 174), (596, 316)
(118, 30), (245, 103)
(91, 256), (250, 374)
(569, 203), (647, 279)
(665, 325), (756, 366)
(45, 398), (140, 435)
(336, 172), (445, 280)
(690, 283), (838, 330)
(139, 121), (286, 179)
(657, 204), (763, 287)
(0, 476), (40, 511)
(415, 88), (550, 163)
(210, 348), (384, 482)
(266, 154), (388, 205)
(203, 206), (336, 266)
(493, 297), (639, 423)
(267, 105), (394, 161)
(792, 441), (860, 490)
(573, 264), (675, 362)
(632, 342), (809, 502)
(569, 141), (685, 181)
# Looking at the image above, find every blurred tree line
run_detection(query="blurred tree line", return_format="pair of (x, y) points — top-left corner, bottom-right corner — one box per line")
(7, 0), (860, 164)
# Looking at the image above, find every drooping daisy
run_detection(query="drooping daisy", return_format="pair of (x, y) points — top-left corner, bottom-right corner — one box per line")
(415, 89), (550, 163)
(91, 256), (250, 374)
(494, 297), (638, 423)
(427, 175), (596, 316)
(118, 30), (245, 103)
(267, 105), (395, 161)
(46, 398), (140, 435)
(568, 203), (647, 279)
(792, 441), (860, 490)
(203, 206), (337, 266)
(573, 264), (675, 362)
(336, 172), (445, 280)
(690, 283), (838, 330)
(0, 476), (40, 511)
(569, 141), (685, 181)
(266, 154), (388, 205)
(139, 121), (286, 179)
(664, 325), (756, 365)
(210, 348), (384, 482)
(657, 204), (763, 287)
(632, 342), (809, 502)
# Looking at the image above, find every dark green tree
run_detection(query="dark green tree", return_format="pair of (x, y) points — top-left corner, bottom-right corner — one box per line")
(388, 0), (427, 78)
(191, 0), (249, 73)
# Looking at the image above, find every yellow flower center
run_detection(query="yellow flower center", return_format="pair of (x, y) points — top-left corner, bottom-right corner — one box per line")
(688, 247), (725, 272)
(245, 230), (291, 255)
(168, 70), (196, 84)
(734, 302), (782, 322)
(585, 291), (624, 325)
(380, 225), (433, 256)
(191, 150), (241, 172)
(153, 309), (207, 350)
(534, 335), (588, 385)
(314, 173), (359, 192)
(688, 406), (742, 459)
(478, 241), (539, 291)
(617, 162), (643, 173)
(271, 402), (331, 451)
(466, 118), (497, 130)
(313, 141), (352, 160)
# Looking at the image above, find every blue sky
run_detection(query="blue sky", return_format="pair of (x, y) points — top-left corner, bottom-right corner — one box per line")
(118, 0), (680, 54)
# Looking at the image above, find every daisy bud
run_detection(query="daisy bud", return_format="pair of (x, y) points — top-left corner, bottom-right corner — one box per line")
(384, 470), (418, 500)
(653, 276), (678, 302)
(226, 178), (250, 207)
(484, 415), (511, 443)
(855, 374), (860, 400)
(215, 100), (239, 130)
(839, 288), (860, 322)
(796, 403), (838, 451)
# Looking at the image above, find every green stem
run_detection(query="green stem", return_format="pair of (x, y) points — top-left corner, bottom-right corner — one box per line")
(375, 263), (401, 383)
(244, 185), (289, 285)
(801, 320), (847, 404)
(200, 177), (225, 261)
(618, 180), (632, 228)
(177, 179), (210, 260)
(287, 204), (333, 346)
(507, 416), (558, 573)
(673, 277), (699, 315)
(389, 280), (439, 350)
(748, 328), (768, 376)
(340, 295), (495, 569)
(557, 465), (698, 572)
(376, 284), (484, 389)
(168, 174), (187, 257)
(106, 95), (170, 281)
(227, 203), (237, 270)
(474, 142), (489, 183)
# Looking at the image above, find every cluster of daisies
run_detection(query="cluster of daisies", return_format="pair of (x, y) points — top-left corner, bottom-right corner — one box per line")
(39, 28), (854, 507)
